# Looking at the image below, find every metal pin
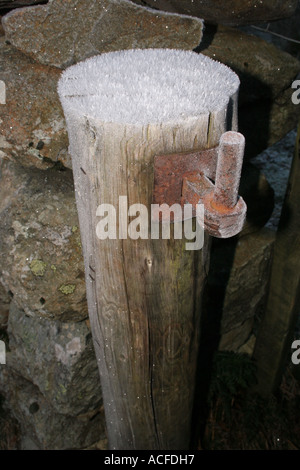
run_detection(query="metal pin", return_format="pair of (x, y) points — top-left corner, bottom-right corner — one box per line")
(212, 131), (245, 209)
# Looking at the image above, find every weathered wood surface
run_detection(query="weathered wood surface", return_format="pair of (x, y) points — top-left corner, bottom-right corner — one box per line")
(253, 123), (300, 395)
(68, 121), (211, 450)
(60, 52), (239, 450)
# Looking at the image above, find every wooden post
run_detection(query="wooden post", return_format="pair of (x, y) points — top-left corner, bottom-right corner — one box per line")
(253, 122), (300, 395)
(58, 49), (240, 450)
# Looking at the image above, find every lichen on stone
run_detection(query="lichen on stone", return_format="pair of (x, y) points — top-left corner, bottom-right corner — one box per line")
(30, 259), (47, 277)
(59, 284), (76, 295)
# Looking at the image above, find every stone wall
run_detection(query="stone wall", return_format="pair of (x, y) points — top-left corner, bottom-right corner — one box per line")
(0, 0), (299, 449)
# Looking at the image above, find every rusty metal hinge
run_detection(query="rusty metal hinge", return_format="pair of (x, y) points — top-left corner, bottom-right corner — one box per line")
(152, 131), (247, 238)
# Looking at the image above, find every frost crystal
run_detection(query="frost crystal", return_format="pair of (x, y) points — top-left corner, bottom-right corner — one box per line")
(58, 49), (239, 125)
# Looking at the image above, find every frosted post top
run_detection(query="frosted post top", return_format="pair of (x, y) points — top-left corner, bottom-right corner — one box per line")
(58, 49), (239, 125)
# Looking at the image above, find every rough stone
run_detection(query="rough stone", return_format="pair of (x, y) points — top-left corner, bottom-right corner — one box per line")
(198, 24), (300, 158)
(221, 228), (275, 334)
(198, 24), (300, 105)
(1, 22), (298, 170)
(0, 367), (105, 449)
(238, 334), (256, 356)
(0, 282), (10, 328)
(0, 158), (87, 321)
(2, 0), (204, 69)
(130, 0), (298, 25)
(218, 317), (254, 353)
(6, 302), (102, 417)
(240, 2), (300, 60)
(0, 38), (70, 170)
(239, 163), (274, 237)
(203, 227), (275, 352)
(0, 1), (46, 10)
(240, 86), (300, 160)
(0, 392), (21, 450)
(251, 129), (297, 231)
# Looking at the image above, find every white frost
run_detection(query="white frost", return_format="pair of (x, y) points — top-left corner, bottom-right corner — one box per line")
(58, 48), (239, 125)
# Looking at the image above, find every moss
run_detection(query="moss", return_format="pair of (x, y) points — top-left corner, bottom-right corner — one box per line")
(59, 284), (76, 295)
(59, 384), (67, 395)
(22, 328), (36, 353)
(50, 264), (57, 272)
(71, 225), (78, 233)
(203, 354), (300, 450)
(55, 384), (68, 402)
(30, 259), (47, 277)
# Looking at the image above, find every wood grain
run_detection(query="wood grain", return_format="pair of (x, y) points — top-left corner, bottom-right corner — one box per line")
(65, 94), (237, 448)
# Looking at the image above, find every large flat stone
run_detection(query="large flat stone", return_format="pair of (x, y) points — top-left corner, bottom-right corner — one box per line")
(0, 38), (70, 169)
(130, 0), (298, 26)
(0, 159), (87, 321)
(199, 25), (300, 105)
(1, 21), (298, 170)
(0, 367), (105, 449)
(0, 1), (46, 10)
(220, 228), (275, 335)
(240, 2), (300, 60)
(203, 227), (275, 352)
(2, 0), (203, 69)
(6, 302), (102, 417)
(0, 282), (10, 328)
(198, 25), (300, 157)
(239, 163), (274, 236)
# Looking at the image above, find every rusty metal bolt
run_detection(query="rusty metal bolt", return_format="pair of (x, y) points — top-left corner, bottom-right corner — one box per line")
(153, 130), (247, 238)
(212, 131), (245, 211)
(202, 131), (246, 238)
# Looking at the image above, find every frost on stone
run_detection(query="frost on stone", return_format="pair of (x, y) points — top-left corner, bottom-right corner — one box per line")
(58, 49), (240, 126)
